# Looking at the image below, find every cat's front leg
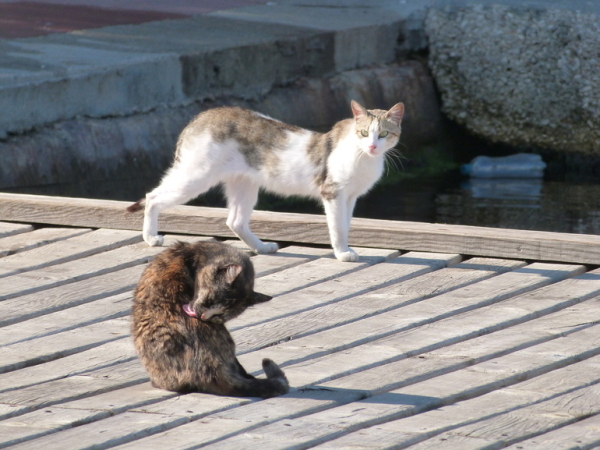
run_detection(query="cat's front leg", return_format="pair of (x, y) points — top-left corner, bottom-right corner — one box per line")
(323, 197), (358, 262)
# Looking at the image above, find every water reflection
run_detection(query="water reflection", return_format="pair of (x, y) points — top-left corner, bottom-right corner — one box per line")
(436, 179), (600, 234)
(463, 178), (542, 204)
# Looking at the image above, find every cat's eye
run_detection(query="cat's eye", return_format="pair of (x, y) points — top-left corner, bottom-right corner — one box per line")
(379, 131), (389, 138)
(360, 130), (368, 137)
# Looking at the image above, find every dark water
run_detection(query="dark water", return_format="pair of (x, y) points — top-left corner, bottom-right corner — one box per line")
(354, 172), (600, 235)
(434, 177), (600, 234)
(252, 171), (600, 236)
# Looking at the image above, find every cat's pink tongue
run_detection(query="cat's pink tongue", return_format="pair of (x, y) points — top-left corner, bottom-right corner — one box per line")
(182, 303), (197, 318)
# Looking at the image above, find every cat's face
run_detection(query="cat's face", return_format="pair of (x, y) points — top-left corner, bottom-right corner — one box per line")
(183, 255), (271, 324)
(351, 101), (404, 157)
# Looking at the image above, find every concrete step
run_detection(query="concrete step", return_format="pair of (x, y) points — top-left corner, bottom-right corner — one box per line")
(0, 0), (427, 139)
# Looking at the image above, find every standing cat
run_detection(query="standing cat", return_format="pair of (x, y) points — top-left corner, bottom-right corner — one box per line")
(127, 100), (404, 262)
(131, 240), (289, 398)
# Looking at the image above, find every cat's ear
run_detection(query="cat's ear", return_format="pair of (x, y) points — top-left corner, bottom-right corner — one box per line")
(252, 291), (273, 304)
(222, 264), (243, 284)
(386, 102), (405, 125)
(351, 100), (368, 120)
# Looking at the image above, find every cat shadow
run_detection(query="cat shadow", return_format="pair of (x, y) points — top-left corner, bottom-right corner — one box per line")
(285, 386), (439, 408)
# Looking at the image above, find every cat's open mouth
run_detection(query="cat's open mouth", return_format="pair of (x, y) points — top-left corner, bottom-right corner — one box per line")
(182, 303), (197, 318)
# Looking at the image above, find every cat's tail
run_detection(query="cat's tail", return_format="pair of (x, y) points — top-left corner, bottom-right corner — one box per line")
(227, 358), (289, 398)
(262, 358), (289, 395)
(126, 198), (145, 213)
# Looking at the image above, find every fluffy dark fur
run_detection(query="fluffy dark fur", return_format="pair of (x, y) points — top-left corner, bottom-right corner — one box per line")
(131, 241), (289, 398)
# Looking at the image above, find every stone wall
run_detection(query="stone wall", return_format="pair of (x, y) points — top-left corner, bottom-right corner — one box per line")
(426, 4), (600, 155)
(0, 62), (442, 196)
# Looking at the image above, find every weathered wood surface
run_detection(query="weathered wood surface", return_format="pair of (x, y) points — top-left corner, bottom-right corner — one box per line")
(0, 228), (138, 278)
(0, 226), (91, 258)
(3, 193), (600, 265)
(1, 216), (600, 449)
(0, 221), (32, 239)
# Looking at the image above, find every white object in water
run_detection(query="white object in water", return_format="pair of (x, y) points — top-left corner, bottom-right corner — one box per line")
(461, 153), (546, 178)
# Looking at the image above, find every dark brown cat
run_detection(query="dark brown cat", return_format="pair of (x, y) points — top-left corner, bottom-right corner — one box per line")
(131, 240), (289, 398)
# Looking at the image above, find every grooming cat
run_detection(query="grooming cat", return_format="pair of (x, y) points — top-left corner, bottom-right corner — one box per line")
(131, 240), (289, 398)
(127, 100), (404, 262)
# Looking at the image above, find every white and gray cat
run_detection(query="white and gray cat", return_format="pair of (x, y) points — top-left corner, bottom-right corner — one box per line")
(127, 100), (404, 262)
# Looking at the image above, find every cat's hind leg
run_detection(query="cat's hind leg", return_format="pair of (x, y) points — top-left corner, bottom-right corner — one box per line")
(143, 169), (216, 247)
(224, 177), (279, 254)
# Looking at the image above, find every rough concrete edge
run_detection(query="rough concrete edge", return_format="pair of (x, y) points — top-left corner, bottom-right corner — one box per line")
(0, 4), (428, 139)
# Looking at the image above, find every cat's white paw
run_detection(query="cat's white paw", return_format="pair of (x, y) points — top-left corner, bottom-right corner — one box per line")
(335, 249), (359, 262)
(255, 242), (279, 254)
(145, 234), (164, 247)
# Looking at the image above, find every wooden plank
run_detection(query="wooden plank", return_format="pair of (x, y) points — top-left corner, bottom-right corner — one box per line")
(252, 246), (399, 299)
(0, 252), (416, 375)
(0, 250), (408, 380)
(0, 407), (112, 448)
(0, 214), (596, 450)
(305, 300), (600, 397)
(151, 357), (600, 450)
(313, 357), (600, 450)
(290, 269), (600, 391)
(3, 302), (596, 449)
(0, 292), (131, 346)
(249, 245), (332, 277)
(239, 262), (586, 371)
(0, 339), (136, 395)
(0, 253), (460, 448)
(0, 244), (150, 300)
(0, 228), (140, 278)
(40, 265), (596, 450)
(231, 252), (464, 349)
(0, 317), (131, 373)
(3, 271), (597, 450)
(56, 382), (178, 414)
(0, 263), (576, 390)
(120, 320), (600, 450)
(205, 325), (600, 450)
(503, 413), (600, 450)
(0, 265), (145, 327)
(0, 227), (91, 258)
(6, 411), (191, 450)
(0, 383), (177, 448)
(0, 239), (317, 328)
(0, 367), (248, 447)
(2, 193), (600, 264)
(0, 244), (334, 386)
(114, 390), (364, 450)
(0, 221), (32, 239)
(0, 359), (147, 416)
(0, 255), (442, 442)
(0, 235), (211, 301)
(237, 251), (462, 328)
(401, 384), (600, 450)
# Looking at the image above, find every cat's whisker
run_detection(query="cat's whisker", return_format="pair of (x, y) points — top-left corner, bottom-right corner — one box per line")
(385, 150), (404, 173)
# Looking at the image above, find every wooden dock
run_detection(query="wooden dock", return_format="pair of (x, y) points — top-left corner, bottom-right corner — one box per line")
(0, 192), (599, 449)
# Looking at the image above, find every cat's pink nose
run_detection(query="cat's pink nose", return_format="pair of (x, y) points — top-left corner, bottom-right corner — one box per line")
(368, 145), (376, 152)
